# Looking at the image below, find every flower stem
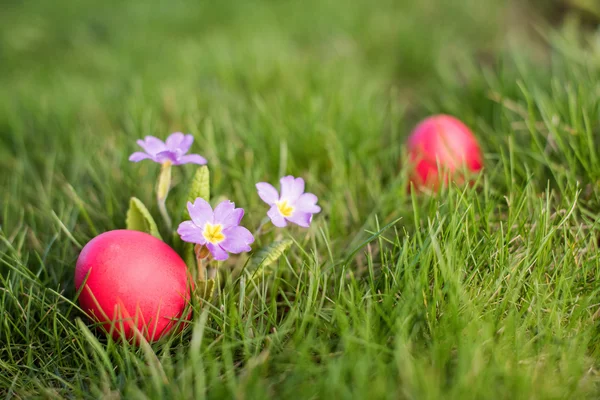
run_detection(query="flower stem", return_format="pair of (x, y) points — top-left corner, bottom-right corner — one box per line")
(253, 217), (271, 237)
(207, 267), (217, 280)
(156, 161), (173, 231)
(157, 199), (172, 232)
(195, 244), (208, 281)
(197, 259), (206, 281)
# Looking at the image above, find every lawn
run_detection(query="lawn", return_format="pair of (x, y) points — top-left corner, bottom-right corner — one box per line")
(2, 0), (600, 398)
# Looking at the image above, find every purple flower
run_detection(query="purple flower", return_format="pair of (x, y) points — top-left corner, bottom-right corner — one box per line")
(129, 132), (207, 165)
(177, 198), (254, 261)
(256, 176), (321, 228)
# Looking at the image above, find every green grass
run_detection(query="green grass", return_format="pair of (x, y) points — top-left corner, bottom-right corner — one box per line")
(2, 0), (600, 398)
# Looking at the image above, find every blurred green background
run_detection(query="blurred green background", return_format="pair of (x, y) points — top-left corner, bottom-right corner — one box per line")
(3, 0), (600, 398)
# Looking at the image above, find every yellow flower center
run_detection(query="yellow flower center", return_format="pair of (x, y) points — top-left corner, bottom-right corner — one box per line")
(203, 223), (225, 244)
(277, 200), (294, 217)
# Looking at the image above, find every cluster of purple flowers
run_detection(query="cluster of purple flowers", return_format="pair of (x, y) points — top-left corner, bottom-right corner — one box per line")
(131, 132), (321, 260)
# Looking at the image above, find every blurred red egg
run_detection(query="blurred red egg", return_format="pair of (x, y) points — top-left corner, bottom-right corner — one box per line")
(75, 230), (192, 342)
(407, 114), (483, 190)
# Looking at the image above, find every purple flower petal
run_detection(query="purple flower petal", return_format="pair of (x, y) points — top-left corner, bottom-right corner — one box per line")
(207, 243), (229, 261)
(178, 134), (194, 154)
(137, 136), (166, 155)
(131, 133), (206, 166)
(179, 197), (252, 260)
(176, 154), (207, 165)
(224, 209), (244, 227)
(213, 200), (233, 221)
(155, 150), (179, 164)
(177, 221), (206, 244)
(129, 152), (152, 162)
(256, 182), (279, 205)
(280, 176), (304, 202)
(165, 132), (185, 150)
(286, 211), (312, 228)
(267, 205), (287, 227)
(213, 200), (245, 229)
(187, 198), (213, 227)
(220, 226), (254, 253)
(295, 193), (321, 214)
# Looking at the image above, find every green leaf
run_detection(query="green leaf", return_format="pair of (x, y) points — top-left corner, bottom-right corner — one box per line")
(195, 279), (215, 303)
(249, 239), (293, 271)
(184, 166), (210, 219)
(126, 197), (162, 240)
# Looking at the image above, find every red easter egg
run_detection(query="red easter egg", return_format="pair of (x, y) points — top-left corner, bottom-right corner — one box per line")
(407, 115), (483, 191)
(75, 230), (192, 342)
